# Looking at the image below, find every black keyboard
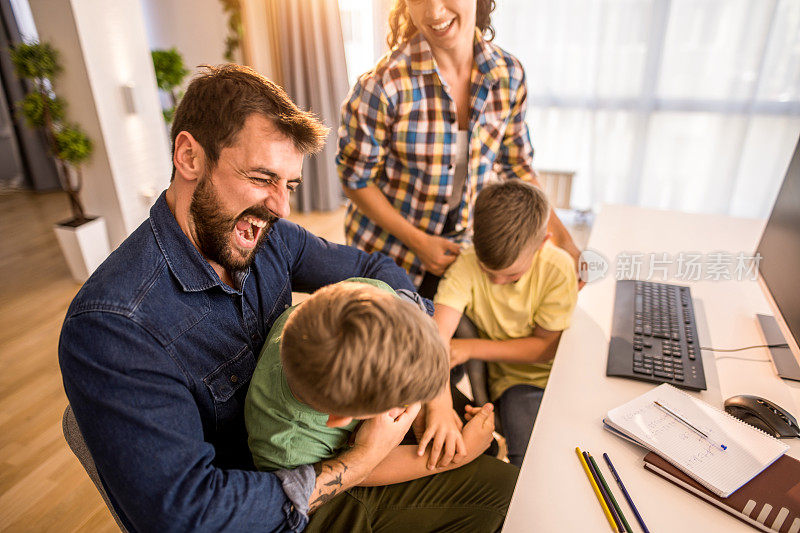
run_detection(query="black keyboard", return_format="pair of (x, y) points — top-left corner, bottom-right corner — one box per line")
(606, 280), (706, 391)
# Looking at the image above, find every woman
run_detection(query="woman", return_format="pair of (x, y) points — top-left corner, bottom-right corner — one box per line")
(337, 0), (580, 298)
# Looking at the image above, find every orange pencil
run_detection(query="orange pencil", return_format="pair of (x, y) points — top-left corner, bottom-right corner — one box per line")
(575, 447), (617, 531)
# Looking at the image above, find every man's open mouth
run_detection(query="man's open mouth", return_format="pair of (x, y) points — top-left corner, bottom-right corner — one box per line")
(234, 215), (268, 248)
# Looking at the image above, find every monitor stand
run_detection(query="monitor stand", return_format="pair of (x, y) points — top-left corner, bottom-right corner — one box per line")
(756, 314), (800, 382)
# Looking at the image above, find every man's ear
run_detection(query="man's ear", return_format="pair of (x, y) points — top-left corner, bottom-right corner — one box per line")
(173, 131), (206, 182)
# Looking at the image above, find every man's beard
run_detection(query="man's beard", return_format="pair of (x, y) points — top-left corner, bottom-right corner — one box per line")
(189, 173), (277, 273)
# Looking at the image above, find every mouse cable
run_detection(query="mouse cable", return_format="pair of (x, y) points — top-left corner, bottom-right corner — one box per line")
(700, 343), (789, 352)
(700, 343), (788, 362)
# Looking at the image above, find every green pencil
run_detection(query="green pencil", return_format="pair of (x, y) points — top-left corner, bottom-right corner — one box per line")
(588, 453), (633, 533)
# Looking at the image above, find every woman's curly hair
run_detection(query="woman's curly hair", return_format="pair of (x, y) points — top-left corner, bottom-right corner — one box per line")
(386, 0), (497, 50)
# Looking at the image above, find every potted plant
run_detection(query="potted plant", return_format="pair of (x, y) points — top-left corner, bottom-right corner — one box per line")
(10, 41), (109, 283)
(151, 48), (188, 123)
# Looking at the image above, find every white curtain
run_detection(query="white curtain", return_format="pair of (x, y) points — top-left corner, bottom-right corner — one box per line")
(243, 0), (349, 212)
(489, 0), (800, 218)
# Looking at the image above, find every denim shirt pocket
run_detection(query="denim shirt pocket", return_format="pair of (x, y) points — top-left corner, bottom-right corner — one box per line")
(203, 345), (256, 432)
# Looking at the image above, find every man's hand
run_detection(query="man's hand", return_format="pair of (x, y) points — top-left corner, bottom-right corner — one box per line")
(309, 403), (422, 514)
(449, 338), (473, 367)
(412, 234), (460, 276)
(353, 403), (421, 458)
(416, 404), (466, 469)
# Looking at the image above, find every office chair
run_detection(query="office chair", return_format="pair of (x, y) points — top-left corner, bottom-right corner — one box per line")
(62, 405), (129, 532)
(455, 317), (503, 434)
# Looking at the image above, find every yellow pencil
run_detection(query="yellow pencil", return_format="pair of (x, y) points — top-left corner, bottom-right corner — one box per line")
(576, 447), (617, 531)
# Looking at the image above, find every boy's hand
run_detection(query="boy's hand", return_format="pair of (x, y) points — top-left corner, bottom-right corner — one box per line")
(463, 404), (495, 422)
(417, 404), (467, 469)
(449, 339), (472, 367)
(461, 403), (495, 461)
(353, 403), (421, 462)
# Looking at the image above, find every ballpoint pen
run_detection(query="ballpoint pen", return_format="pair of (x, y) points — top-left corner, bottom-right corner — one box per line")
(654, 401), (728, 451)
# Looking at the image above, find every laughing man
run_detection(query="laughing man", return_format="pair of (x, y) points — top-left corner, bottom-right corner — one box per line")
(59, 65), (517, 532)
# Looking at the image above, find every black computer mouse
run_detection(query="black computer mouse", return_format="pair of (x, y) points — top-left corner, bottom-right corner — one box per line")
(724, 395), (800, 439)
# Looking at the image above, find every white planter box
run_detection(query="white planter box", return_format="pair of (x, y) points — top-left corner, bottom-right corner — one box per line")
(53, 216), (110, 283)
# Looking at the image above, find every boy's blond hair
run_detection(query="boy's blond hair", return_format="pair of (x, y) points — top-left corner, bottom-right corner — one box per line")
(281, 282), (448, 416)
(473, 180), (551, 270)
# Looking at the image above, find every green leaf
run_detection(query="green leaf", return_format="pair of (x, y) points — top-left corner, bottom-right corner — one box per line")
(10, 42), (61, 80)
(17, 92), (65, 128)
(54, 124), (93, 164)
(151, 48), (189, 90)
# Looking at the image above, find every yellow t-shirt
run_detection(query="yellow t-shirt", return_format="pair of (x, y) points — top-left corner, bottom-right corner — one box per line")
(434, 242), (578, 399)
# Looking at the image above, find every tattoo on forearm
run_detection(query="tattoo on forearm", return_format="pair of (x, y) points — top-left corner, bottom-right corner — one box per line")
(309, 460), (349, 512)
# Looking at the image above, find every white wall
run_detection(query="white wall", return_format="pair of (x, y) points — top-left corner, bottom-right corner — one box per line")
(30, 0), (171, 248)
(141, 0), (233, 87)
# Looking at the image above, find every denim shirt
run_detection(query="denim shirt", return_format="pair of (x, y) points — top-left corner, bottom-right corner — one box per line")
(58, 192), (422, 532)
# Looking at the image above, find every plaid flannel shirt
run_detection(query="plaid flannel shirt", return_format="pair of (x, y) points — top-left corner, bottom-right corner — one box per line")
(337, 29), (535, 285)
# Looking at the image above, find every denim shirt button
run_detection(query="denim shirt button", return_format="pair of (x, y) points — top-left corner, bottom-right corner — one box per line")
(284, 304), (290, 309)
(230, 374), (238, 383)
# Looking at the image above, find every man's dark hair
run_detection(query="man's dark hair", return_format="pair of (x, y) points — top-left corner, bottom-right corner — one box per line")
(170, 64), (329, 180)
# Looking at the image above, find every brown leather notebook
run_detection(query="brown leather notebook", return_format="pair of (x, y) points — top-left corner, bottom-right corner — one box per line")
(644, 452), (800, 532)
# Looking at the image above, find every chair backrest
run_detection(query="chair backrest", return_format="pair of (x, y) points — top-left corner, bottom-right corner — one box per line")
(454, 317), (503, 434)
(535, 169), (575, 210)
(62, 405), (129, 532)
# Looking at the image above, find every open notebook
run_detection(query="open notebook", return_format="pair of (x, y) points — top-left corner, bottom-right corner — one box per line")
(604, 384), (789, 497)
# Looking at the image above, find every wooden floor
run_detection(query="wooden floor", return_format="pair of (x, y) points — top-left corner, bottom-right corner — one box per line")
(0, 190), (589, 532)
(0, 190), (348, 532)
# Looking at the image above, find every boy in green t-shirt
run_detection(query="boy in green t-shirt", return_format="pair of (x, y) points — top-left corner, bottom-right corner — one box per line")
(244, 278), (496, 485)
(433, 181), (578, 467)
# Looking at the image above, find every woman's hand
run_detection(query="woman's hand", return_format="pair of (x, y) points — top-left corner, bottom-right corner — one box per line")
(411, 233), (461, 276)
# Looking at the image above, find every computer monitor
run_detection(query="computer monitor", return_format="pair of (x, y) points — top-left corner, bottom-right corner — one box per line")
(756, 134), (800, 381)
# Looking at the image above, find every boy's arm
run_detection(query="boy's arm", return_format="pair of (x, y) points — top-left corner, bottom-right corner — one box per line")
(417, 303), (469, 468)
(449, 325), (562, 367)
(433, 303), (464, 341)
(358, 404), (496, 487)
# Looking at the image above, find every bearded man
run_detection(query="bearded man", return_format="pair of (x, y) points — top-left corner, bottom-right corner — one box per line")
(59, 65), (517, 532)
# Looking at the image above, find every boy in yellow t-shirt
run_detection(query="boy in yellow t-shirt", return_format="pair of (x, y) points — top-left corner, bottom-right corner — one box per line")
(433, 180), (578, 466)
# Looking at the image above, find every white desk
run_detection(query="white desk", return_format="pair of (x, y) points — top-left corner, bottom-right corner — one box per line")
(503, 205), (800, 533)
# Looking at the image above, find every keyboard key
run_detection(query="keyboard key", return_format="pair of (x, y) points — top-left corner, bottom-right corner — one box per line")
(654, 370), (674, 379)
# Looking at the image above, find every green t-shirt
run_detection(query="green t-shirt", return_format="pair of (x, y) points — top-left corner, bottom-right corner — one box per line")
(244, 278), (396, 471)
